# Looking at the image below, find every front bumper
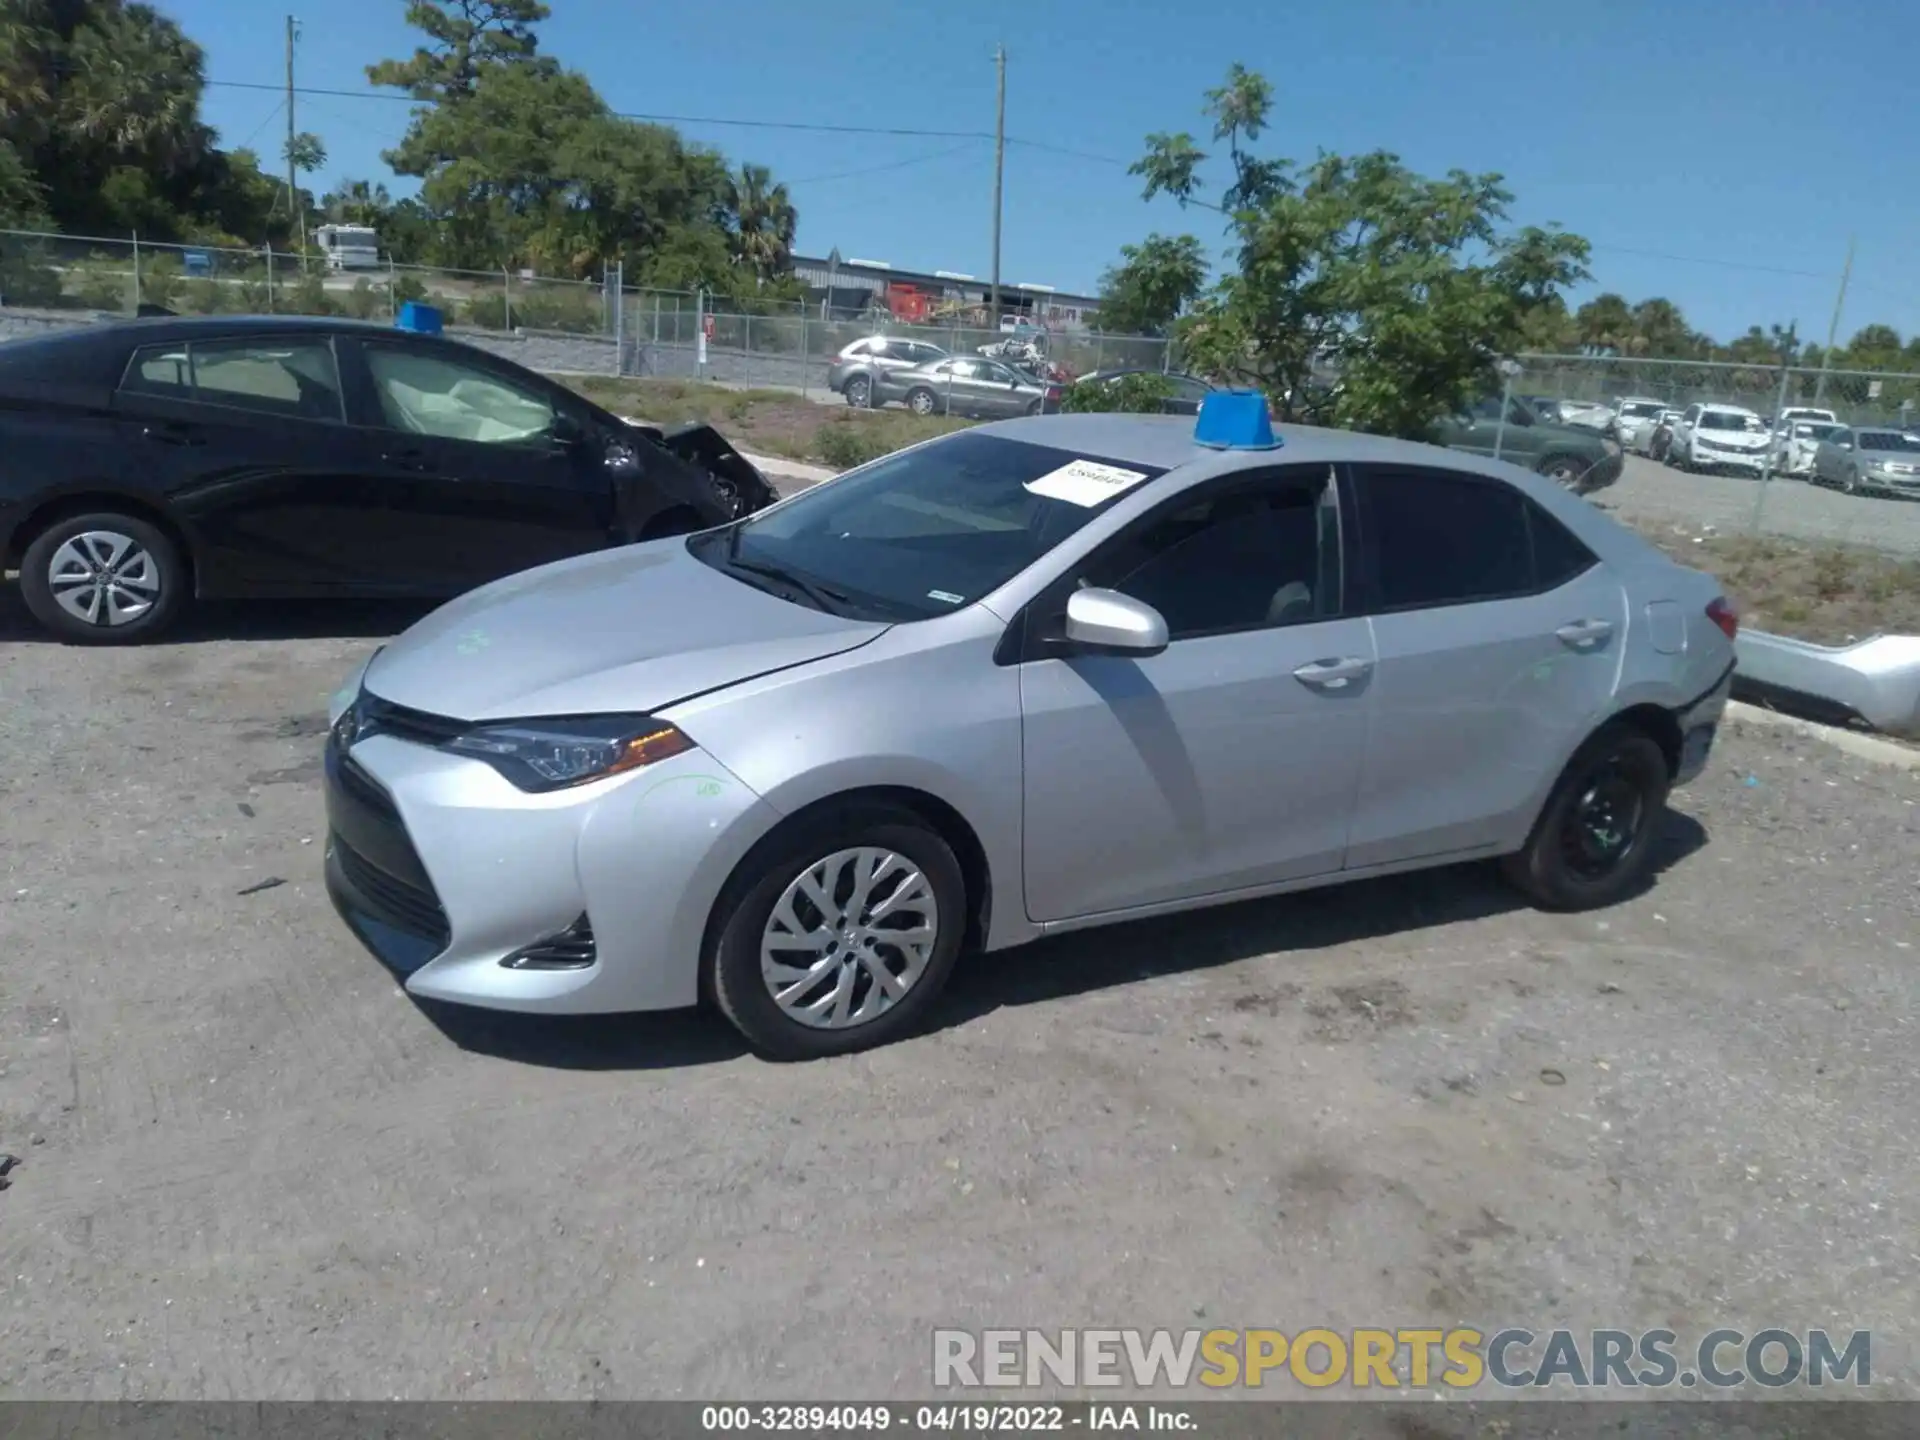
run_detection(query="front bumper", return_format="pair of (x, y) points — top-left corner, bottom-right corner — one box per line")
(1695, 446), (1769, 473)
(1862, 468), (1920, 495)
(322, 728), (781, 1014)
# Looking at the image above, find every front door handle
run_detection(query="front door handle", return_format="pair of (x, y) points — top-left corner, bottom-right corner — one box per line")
(383, 448), (439, 474)
(1292, 656), (1373, 691)
(1556, 618), (1614, 648)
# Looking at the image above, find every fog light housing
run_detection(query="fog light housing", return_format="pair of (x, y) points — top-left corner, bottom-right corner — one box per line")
(501, 914), (597, 970)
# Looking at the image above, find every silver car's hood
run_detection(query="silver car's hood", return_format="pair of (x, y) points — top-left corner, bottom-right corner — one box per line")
(363, 539), (888, 721)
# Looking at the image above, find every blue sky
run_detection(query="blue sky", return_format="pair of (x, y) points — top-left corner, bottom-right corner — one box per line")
(172, 0), (1918, 345)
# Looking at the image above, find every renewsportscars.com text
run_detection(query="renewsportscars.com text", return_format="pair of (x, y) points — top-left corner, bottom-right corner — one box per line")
(932, 1327), (1871, 1391)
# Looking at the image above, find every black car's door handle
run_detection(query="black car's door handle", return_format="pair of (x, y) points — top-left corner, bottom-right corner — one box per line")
(383, 448), (440, 474)
(142, 422), (206, 447)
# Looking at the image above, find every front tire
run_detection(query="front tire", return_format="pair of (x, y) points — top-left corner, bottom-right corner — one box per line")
(1537, 454), (1586, 490)
(20, 512), (186, 645)
(1501, 723), (1670, 912)
(906, 387), (938, 417)
(707, 805), (967, 1060)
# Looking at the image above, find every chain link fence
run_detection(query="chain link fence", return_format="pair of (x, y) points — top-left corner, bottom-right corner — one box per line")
(0, 228), (1174, 393)
(1509, 354), (1920, 559)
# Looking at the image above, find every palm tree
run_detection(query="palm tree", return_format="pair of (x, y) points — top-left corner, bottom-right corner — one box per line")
(728, 163), (795, 282)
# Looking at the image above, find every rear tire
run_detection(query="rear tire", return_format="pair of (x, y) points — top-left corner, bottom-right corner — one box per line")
(707, 805), (968, 1060)
(20, 511), (186, 645)
(1501, 723), (1670, 912)
(844, 375), (871, 408)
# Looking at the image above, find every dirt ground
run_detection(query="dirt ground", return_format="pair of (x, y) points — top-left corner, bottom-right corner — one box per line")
(1, 585), (1916, 1402)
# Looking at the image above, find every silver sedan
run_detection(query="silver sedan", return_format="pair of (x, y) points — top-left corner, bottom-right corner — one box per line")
(323, 409), (1736, 1059)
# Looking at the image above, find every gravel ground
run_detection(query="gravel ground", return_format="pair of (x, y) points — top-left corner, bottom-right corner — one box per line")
(0, 585), (1917, 1403)
(1601, 454), (1920, 558)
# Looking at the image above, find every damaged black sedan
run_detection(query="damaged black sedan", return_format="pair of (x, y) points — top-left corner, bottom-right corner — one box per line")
(0, 312), (777, 643)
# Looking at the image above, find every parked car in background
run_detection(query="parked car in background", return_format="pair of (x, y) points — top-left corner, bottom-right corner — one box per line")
(1074, 369), (1213, 416)
(1772, 418), (1842, 477)
(1551, 399), (1616, 433)
(1522, 395), (1569, 422)
(872, 355), (1061, 419)
(1608, 397), (1669, 451)
(1810, 426), (1920, 496)
(1668, 403), (1770, 475)
(0, 315), (776, 644)
(1638, 409), (1685, 459)
(322, 405), (1735, 1059)
(827, 335), (950, 408)
(1777, 405), (1839, 428)
(1433, 394), (1624, 494)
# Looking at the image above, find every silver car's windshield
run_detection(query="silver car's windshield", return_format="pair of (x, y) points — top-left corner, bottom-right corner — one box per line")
(692, 431), (1168, 622)
(1859, 431), (1920, 453)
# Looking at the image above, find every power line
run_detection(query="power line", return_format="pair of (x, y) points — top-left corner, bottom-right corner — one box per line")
(788, 144), (981, 186)
(233, 97), (285, 152)
(205, 79), (995, 139)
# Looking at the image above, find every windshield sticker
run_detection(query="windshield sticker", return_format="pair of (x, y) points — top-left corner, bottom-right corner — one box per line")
(1025, 459), (1151, 508)
(927, 589), (965, 605)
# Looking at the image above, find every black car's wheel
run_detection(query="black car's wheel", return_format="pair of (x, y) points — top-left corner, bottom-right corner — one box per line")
(1024, 398), (1043, 416)
(1536, 454), (1587, 489)
(20, 512), (186, 645)
(844, 375), (872, 408)
(707, 804), (967, 1060)
(1501, 722), (1670, 912)
(906, 387), (938, 417)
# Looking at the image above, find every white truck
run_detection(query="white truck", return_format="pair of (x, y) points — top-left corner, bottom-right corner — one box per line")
(315, 224), (381, 272)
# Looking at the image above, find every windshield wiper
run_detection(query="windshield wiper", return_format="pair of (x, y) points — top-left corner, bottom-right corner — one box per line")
(725, 555), (856, 615)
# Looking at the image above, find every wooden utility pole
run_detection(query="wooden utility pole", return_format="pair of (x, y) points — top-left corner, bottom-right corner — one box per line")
(286, 16), (303, 254)
(988, 46), (1005, 328)
(1812, 236), (1855, 404)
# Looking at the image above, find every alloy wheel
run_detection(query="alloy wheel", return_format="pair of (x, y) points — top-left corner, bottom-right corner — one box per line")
(1558, 762), (1645, 883)
(846, 378), (870, 408)
(759, 846), (940, 1030)
(47, 530), (162, 628)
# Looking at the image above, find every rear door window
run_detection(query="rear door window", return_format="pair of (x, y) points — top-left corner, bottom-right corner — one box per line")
(120, 337), (344, 421)
(1357, 466), (1535, 610)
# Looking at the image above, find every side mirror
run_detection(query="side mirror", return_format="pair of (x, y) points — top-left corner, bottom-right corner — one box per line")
(1064, 588), (1169, 656)
(551, 412), (587, 447)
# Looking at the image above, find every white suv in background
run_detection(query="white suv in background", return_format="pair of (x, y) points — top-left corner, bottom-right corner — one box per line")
(1608, 396), (1668, 451)
(1670, 403), (1771, 475)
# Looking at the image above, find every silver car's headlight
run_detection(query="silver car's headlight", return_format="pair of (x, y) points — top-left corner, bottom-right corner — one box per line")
(444, 714), (695, 792)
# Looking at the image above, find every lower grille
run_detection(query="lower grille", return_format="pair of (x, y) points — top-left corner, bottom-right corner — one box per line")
(332, 833), (450, 945)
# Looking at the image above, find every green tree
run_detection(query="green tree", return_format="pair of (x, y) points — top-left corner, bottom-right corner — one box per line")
(1573, 293), (1634, 354)
(0, 137), (48, 227)
(1094, 234), (1207, 336)
(1132, 66), (1588, 438)
(1842, 324), (1904, 370)
(366, 0), (553, 101)
(728, 163), (796, 282)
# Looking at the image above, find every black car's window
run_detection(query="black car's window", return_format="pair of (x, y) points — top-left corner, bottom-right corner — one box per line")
(363, 346), (555, 444)
(1359, 466), (1534, 610)
(121, 338), (344, 421)
(1083, 468), (1336, 641)
(691, 431), (1167, 622)
(1169, 376), (1210, 401)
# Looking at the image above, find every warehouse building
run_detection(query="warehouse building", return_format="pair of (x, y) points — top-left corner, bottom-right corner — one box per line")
(790, 253), (1103, 332)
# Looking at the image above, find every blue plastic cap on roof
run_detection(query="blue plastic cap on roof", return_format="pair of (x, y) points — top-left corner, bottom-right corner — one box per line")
(395, 301), (443, 335)
(1194, 389), (1281, 450)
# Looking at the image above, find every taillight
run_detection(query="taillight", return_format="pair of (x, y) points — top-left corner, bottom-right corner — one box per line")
(1707, 596), (1739, 641)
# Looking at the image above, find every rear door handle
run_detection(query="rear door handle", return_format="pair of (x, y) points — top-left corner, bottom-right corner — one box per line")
(1292, 656), (1373, 691)
(142, 422), (205, 447)
(383, 448), (439, 474)
(1556, 618), (1614, 648)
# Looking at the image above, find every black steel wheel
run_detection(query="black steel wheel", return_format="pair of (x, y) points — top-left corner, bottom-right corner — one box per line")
(1501, 722), (1670, 911)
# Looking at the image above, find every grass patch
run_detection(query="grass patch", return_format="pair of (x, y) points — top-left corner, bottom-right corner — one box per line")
(559, 376), (968, 466)
(1636, 528), (1920, 644)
